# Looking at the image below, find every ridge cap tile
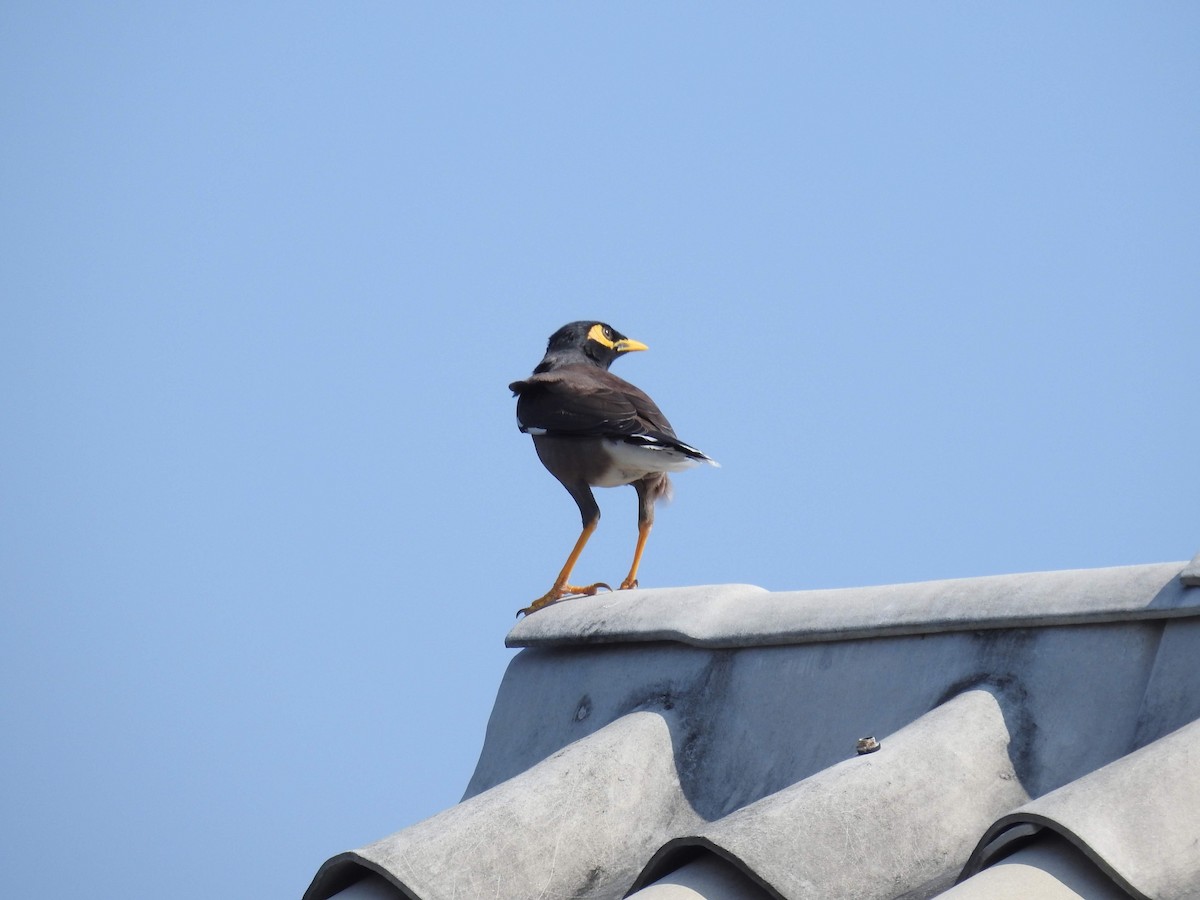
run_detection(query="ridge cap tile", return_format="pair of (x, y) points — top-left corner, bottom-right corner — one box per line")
(508, 561), (1195, 649)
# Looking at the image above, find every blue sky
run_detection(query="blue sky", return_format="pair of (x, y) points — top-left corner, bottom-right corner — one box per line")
(2, 4), (1197, 897)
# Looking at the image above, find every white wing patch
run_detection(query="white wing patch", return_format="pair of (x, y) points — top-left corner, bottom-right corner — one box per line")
(624, 434), (719, 466)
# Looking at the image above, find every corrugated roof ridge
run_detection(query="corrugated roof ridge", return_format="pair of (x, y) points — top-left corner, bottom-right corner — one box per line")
(508, 560), (1196, 650)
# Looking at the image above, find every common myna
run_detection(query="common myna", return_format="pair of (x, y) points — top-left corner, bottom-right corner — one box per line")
(510, 321), (718, 616)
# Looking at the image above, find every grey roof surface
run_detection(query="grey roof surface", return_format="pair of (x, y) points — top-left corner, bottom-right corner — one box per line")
(304, 558), (1200, 900)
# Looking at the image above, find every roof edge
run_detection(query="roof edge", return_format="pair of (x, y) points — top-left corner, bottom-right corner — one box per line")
(624, 836), (785, 899)
(958, 815), (1149, 900)
(301, 853), (420, 900)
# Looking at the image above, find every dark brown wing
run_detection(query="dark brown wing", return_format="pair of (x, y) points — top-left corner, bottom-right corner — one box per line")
(620, 376), (678, 438)
(509, 365), (677, 439)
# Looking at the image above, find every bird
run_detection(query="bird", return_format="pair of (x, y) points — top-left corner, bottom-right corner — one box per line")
(509, 321), (718, 616)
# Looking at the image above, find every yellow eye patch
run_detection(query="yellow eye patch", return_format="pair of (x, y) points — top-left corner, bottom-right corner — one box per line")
(588, 323), (648, 353)
(587, 323), (617, 348)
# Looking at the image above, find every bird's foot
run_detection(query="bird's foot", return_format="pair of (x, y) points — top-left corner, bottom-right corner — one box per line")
(517, 582), (612, 617)
(618, 578), (639, 591)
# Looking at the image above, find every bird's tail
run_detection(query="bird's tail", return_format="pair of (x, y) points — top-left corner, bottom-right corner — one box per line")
(676, 440), (719, 467)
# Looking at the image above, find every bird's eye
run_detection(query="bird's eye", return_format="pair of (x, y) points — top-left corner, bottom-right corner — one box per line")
(603, 327), (613, 339)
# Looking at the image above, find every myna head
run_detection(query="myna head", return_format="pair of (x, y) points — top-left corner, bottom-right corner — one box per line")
(540, 321), (649, 371)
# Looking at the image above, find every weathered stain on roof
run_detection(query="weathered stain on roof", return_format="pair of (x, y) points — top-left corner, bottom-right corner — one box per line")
(303, 558), (1200, 900)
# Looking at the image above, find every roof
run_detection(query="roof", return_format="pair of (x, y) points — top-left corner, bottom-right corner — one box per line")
(303, 559), (1200, 900)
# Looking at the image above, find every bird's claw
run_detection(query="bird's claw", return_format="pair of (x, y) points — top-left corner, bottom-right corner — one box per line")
(517, 582), (611, 617)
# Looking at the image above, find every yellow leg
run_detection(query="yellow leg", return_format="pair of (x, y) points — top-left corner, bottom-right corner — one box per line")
(619, 520), (652, 591)
(520, 520), (610, 616)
